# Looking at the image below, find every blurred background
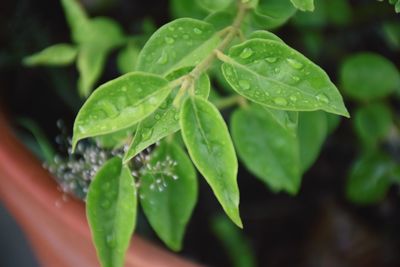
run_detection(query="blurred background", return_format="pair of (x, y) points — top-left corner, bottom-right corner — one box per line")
(1, 0), (400, 266)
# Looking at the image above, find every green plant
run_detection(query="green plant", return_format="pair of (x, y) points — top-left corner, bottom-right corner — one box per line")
(23, 0), (357, 266)
(339, 52), (400, 204)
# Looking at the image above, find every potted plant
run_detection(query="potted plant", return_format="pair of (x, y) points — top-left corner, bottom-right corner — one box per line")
(2, 0), (400, 266)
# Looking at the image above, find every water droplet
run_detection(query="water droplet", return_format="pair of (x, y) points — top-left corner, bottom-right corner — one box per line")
(265, 57), (277, 63)
(100, 101), (119, 118)
(316, 93), (330, 104)
(121, 86), (127, 92)
(154, 114), (161, 120)
(286, 58), (303, 69)
(240, 48), (253, 59)
(273, 97), (288, 106)
(292, 76), (300, 81)
(168, 26), (175, 31)
(193, 28), (202, 34)
(274, 68), (280, 73)
(238, 80), (250, 90)
(141, 128), (153, 141)
(174, 113), (180, 121)
(290, 95), (297, 102)
(157, 51), (168, 65)
(164, 36), (174, 44)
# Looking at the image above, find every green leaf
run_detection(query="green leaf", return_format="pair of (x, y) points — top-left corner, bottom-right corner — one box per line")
(123, 67), (210, 163)
(346, 153), (393, 204)
(354, 102), (392, 148)
(87, 157), (137, 267)
(220, 39), (349, 117)
(95, 125), (137, 149)
(17, 118), (56, 163)
(290, 0), (314, 11)
(262, 107), (298, 133)
(249, 30), (284, 43)
(61, 0), (90, 44)
(252, 0), (296, 29)
(231, 104), (300, 194)
(297, 111), (327, 172)
(77, 45), (107, 97)
(196, 0), (233, 12)
(72, 72), (171, 151)
(170, 0), (208, 19)
(140, 141), (197, 251)
(340, 52), (400, 101)
(180, 96), (242, 227)
(325, 113), (341, 134)
(84, 18), (125, 50)
(211, 215), (257, 267)
(23, 44), (77, 66)
(117, 42), (140, 74)
(137, 18), (220, 76)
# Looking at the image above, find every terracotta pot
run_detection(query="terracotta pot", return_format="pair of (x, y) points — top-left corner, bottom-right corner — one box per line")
(0, 111), (201, 267)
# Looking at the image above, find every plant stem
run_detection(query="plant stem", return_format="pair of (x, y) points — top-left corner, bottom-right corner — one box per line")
(214, 95), (248, 110)
(190, 1), (249, 79)
(172, 0), (250, 107)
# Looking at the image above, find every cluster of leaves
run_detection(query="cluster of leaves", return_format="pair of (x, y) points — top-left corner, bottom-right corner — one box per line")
(387, 0), (400, 13)
(22, 0), (356, 266)
(340, 52), (400, 204)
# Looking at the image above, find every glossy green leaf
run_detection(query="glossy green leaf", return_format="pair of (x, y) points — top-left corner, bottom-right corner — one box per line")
(77, 45), (107, 97)
(220, 39), (349, 117)
(137, 18), (220, 76)
(346, 153), (393, 204)
(123, 67), (210, 163)
(23, 44), (77, 66)
(354, 102), (392, 148)
(197, 0), (233, 12)
(180, 96), (242, 227)
(252, 0), (296, 29)
(72, 72), (171, 151)
(249, 30), (284, 43)
(87, 157), (137, 267)
(290, 0), (314, 11)
(297, 111), (327, 172)
(140, 141), (197, 251)
(117, 42), (140, 74)
(211, 215), (256, 267)
(231, 104), (300, 194)
(61, 0), (90, 43)
(340, 52), (400, 101)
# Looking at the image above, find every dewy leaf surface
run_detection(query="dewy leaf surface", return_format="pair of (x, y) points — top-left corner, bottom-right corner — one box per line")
(140, 141), (197, 251)
(221, 39), (349, 117)
(123, 67), (210, 163)
(72, 72), (171, 150)
(23, 44), (77, 66)
(231, 104), (301, 194)
(137, 18), (220, 76)
(180, 96), (242, 227)
(86, 157), (137, 267)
